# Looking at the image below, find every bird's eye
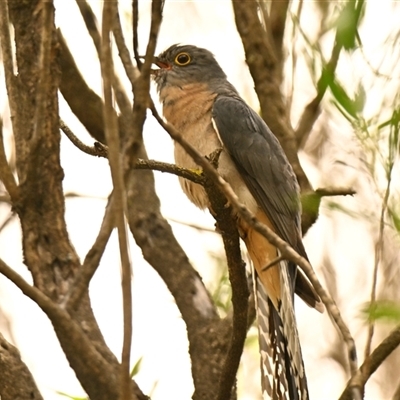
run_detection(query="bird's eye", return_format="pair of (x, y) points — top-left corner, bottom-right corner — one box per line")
(174, 52), (191, 66)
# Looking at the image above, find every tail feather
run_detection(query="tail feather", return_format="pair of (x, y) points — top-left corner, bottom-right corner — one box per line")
(255, 264), (308, 400)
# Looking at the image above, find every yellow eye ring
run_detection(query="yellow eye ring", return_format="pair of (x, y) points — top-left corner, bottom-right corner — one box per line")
(174, 52), (191, 66)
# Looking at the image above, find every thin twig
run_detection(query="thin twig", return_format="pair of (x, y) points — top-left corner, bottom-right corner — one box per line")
(0, 0), (20, 140)
(295, 1), (364, 145)
(112, 8), (139, 89)
(150, 102), (358, 377)
(0, 122), (19, 201)
(127, 0), (164, 144)
(101, 4), (133, 399)
(340, 324), (400, 400)
(60, 118), (205, 183)
(0, 212), (15, 232)
(135, 158), (204, 183)
(0, 194), (11, 204)
(364, 123), (396, 359)
(287, 0), (304, 113)
(132, 0), (141, 69)
(60, 119), (109, 158)
(167, 217), (217, 234)
(314, 187), (356, 197)
(261, 255), (284, 272)
(76, 0), (132, 116)
(64, 197), (116, 312)
(294, 38), (342, 146)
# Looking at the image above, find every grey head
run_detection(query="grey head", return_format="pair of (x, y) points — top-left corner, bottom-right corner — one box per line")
(152, 44), (236, 94)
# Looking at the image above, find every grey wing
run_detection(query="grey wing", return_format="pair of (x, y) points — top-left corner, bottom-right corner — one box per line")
(212, 95), (304, 256)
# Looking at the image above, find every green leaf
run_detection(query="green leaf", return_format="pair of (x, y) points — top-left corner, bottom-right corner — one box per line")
(388, 207), (400, 233)
(335, 0), (364, 50)
(130, 356), (143, 378)
(301, 192), (321, 217)
(363, 301), (400, 323)
(329, 78), (359, 119)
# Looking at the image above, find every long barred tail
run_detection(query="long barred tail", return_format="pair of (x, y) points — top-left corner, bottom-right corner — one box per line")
(254, 261), (309, 400)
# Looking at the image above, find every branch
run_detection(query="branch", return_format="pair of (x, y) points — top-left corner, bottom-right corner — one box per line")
(0, 258), (121, 399)
(339, 325), (400, 400)
(75, 0), (101, 54)
(58, 14), (218, 327)
(59, 16), (233, 399)
(294, 38), (343, 146)
(0, 120), (19, 201)
(132, 0), (141, 69)
(0, 332), (44, 400)
(60, 117), (205, 184)
(128, 0), (164, 139)
(314, 187), (356, 197)
(60, 119), (108, 158)
(64, 197), (115, 312)
(8, 2), (147, 399)
(112, 7), (140, 90)
(135, 158), (204, 183)
(74, 0), (133, 139)
(101, 4), (132, 398)
(167, 217), (217, 233)
(268, 0), (290, 70)
(0, 3), (20, 201)
(0, 0), (20, 139)
(32, 1), (54, 145)
(231, 0), (312, 194)
(364, 123), (396, 359)
(0, 211), (14, 232)
(58, 29), (106, 143)
(151, 102), (358, 380)
(295, 0), (365, 145)
(262, 255), (284, 272)
(301, 186), (356, 233)
(200, 155), (249, 400)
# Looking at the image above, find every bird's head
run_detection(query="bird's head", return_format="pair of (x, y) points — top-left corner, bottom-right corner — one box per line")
(151, 44), (227, 92)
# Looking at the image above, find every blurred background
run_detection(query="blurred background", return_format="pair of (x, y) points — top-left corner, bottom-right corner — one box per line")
(1, 1), (400, 399)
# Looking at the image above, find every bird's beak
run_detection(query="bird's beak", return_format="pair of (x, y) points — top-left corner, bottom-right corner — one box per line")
(152, 57), (171, 70)
(151, 56), (172, 75)
(138, 55), (171, 76)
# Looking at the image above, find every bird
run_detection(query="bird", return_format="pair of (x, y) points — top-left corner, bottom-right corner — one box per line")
(151, 44), (323, 400)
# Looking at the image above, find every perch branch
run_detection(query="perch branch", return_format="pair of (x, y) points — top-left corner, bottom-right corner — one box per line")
(201, 152), (249, 400)
(151, 102), (358, 380)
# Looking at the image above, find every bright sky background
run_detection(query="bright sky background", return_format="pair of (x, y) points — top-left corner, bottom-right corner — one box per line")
(1, 1), (400, 400)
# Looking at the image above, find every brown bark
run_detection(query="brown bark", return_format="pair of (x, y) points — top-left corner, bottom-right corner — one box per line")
(3, 1), (147, 399)
(232, 0), (312, 195)
(0, 333), (44, 400)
